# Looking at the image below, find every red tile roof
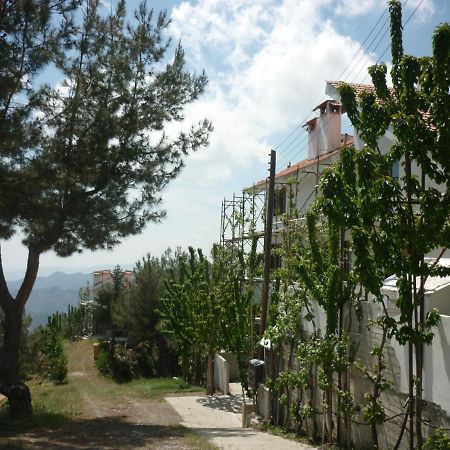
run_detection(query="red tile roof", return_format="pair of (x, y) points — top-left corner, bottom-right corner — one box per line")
(328, 80), (433, 126)
(250, 141), (353, 190)
(327, 80), (382, 101)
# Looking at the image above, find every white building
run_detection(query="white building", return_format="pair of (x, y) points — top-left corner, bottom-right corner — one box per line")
(249, 81), (450, 447)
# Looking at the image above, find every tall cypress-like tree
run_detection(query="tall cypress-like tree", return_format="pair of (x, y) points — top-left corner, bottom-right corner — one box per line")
(0, 0), (211, 418)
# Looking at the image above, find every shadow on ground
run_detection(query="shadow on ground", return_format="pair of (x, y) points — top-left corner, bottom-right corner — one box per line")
(198, 395), (243, 414)
(184, 426), (257, 439)
(0, 415), (192, 450)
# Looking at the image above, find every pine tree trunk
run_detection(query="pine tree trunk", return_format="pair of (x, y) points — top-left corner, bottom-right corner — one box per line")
(0, 247), (40, 419)
(0, 301), (32, 419)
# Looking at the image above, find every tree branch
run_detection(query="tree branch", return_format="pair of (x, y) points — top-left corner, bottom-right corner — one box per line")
(16, 248), (40, 309)
(0, 244), (13, 310)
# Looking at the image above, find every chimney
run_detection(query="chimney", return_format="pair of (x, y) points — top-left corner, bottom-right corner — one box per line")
(304, 100), (342, 159)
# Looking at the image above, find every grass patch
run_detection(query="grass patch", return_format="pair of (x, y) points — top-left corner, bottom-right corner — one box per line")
(184, 428), (219, 449)
(0, 378), (82, 436)
(30, 379), (83, 419)
(120, 377), (202, 399)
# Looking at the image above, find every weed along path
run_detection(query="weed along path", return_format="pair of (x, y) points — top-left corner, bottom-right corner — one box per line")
(0, 339), (214, 450)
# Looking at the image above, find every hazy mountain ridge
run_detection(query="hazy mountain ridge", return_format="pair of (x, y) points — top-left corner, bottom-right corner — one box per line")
(6, 272), (91, 329)
(7, 271), (91, 294)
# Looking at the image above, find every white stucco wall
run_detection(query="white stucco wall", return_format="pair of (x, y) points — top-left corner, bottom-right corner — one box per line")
(429, 286), (450, 315)
(423, 314), (450, 414)
(214, 354), (229, 394)
(302, 299), (327, 336)
(371, 286), (450, 416)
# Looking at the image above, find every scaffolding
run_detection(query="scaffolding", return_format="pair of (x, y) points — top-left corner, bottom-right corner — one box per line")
(219, 152), (336, 257)
(219, 188), (266, 255)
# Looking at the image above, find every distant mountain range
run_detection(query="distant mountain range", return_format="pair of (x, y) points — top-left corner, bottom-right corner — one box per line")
(7, 272), (91, 329)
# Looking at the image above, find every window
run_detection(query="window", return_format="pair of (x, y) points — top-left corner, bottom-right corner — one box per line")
(270, 244), (282, 269)
(391, 160), (400, 180)
(273, 188), (287, 216)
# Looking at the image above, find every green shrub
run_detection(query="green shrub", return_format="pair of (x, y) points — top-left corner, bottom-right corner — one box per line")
(39, 320), (68, 383)
(96, 350), (112, 376)
(423, 429), (450, 450)
(112, 346), (136, 381)
(133, 341), (157, 377)
(50, 353), (68, 384)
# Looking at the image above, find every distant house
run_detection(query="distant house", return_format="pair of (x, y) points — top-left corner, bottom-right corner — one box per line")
(92, 269), (133, 297)
(90, 269), (134, 337)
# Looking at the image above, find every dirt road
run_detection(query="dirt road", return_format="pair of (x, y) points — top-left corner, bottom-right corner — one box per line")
(0, 340), (211, 450)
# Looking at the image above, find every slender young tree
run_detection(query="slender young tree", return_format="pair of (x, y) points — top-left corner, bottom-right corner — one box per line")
(0, 0), (211, 418)
(321, 2), (449, 447)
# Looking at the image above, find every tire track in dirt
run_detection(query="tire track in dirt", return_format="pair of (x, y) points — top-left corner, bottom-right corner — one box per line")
(1, 340), (206, 449)
(63, 340), (192, 449)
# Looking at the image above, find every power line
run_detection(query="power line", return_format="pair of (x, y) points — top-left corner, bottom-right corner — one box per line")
(274, 2), (391, 167)
(276, 0), (424, 169)
(361, 0), (425, 84)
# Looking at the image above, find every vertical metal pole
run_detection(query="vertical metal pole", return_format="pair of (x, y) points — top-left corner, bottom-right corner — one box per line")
(315, 155), (320, 200)
(259, 150), (276, 358)
(240, 193), (245, 256)
(220, 199), (225, 246)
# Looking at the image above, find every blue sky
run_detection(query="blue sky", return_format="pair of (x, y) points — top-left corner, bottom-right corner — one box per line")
(2, 0), (449, 279)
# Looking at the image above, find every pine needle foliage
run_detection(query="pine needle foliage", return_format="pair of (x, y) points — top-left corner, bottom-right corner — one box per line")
(0, 0), (211, 418)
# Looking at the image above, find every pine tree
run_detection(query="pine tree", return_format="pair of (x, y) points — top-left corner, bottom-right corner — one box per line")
(0, 0), (211, 418)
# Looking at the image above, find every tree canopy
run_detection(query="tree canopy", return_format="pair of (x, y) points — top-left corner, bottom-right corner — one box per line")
(0, 0), (211, 256)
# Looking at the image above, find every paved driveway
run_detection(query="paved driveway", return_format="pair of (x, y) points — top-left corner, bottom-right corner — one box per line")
(166, 391), (319, 450)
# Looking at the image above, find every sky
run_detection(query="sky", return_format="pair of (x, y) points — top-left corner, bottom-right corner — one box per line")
(2, 0), (449, 280)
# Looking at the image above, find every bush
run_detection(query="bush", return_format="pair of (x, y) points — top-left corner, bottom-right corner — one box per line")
(112, 346), (136, 382)
(39, 321), (68, 383)
(96, 350), (112, 376)
(94, 339), (178, 381)
(49, 353), (68, 384)
(423, 429), (450, 450)
(133, 342), (157, 377)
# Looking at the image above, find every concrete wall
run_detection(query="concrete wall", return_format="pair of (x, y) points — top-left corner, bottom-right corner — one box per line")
(257, 384), (272, 420)
(257, 296), (450, 449)
(214, 354), (229, 394)
(220, 352), (239, 381)
(423, 314), (450, 415)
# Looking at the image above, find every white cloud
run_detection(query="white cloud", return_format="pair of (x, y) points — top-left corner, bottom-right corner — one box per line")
(168, 0), (375, 189)
(334, 0), (435, 20)
(406, 0), (435, 23)
(170, 0), (273, 70)
(335, 0), (380, 16)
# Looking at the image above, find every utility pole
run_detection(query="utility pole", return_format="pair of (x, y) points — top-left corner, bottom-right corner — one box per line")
(258, 150), (276, 359)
